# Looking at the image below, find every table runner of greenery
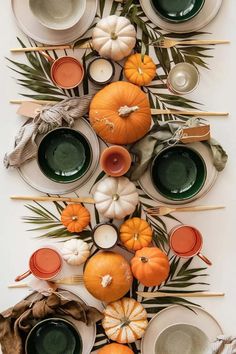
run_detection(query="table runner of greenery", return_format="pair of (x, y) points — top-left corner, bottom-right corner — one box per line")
(8, 0), (216, 352)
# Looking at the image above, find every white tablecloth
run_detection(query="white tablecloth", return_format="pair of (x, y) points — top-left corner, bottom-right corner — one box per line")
(0, 0), (236, 352)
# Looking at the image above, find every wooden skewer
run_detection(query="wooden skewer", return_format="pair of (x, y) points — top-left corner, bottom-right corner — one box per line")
(10, 42), (91, 53)
(151, 109), (229, 116)
(10, 99), (56, 105)
(137, 291), (225, 298)
(10, 195), (95, 204)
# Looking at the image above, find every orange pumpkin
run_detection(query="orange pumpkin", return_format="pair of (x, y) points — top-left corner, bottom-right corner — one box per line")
(131, 247), (170, 286)
(61, 204), (90, 233)
(83, 251), (133, 303)
(102, 297), (148, 343)
(98, 343), (134, 354)
(89, 81), (151, 145)
(124, 54), (156, 86)
(119, 217), (153, 251)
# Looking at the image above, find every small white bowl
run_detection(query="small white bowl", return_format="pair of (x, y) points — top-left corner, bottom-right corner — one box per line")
(29, 0), (86, 31)
(155, 323), (210, 354)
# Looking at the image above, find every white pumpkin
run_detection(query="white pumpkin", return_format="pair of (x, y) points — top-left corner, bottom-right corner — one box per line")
(93, 176), (139, 220)
(61, 239), (90, 266)
(102, 297), (148, 343)
(92, 15), (136, 61)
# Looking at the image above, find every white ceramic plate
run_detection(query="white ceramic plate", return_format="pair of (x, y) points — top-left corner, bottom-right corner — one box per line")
(11, 0), (98, 45)
(25, 289), (96, 354)
(18, 118), (100, 194)
(139, 0), (222, 33)
(138, 142), (218, 205)
(141, 305), (223, 354)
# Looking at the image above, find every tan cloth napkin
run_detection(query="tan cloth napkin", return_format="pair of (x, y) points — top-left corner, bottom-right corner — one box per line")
(4, 95), (93, 168)
(0, 291), (103, 354)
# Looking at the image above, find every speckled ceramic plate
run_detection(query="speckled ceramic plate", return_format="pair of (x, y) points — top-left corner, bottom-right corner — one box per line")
(138, 142), (218, 205)
(140, 0), (222, 33)
(18, 118), (100, 194)
(11, 0), (97, 44)
(141, 305), (223, 354)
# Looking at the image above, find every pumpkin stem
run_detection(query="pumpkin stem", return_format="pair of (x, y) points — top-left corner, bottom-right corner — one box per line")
(138, 67), (143, 75)
(111, 32), (118, 40)
(112, 194), (120, 201)
(118, 105), (139, 117)
(72, 216), (78, 221)
(101, 274), (113, 287)
(140, 256), (148, 263)
(120, 317), (131, 327)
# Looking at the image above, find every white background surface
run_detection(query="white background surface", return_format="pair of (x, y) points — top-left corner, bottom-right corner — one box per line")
(0, 0), (236, 351)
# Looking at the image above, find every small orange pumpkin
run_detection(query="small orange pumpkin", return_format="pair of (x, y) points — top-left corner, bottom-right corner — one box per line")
(131, 247), (170, 286)
(61, 204), (90, 233)
(83, 251), (133, 303)
(98, 343), (134, 354)
(89, 81), (151, 145)
(119, 217), (153, 251)
(124, 54), (156, 86)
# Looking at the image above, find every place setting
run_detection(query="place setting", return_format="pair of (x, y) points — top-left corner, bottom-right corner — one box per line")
(2, 0), (235, 354)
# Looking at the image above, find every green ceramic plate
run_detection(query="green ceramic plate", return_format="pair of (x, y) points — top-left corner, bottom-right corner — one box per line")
(25, 318), (83, 354)
(150, 0), (205, 23)
(151, 145), (207, 201)
(37, 127), (92, 183)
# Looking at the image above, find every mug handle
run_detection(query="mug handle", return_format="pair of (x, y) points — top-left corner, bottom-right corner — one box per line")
(15, 270), (32, 282)
(40, 51), (54, 63)
(197, 253), (212, 266)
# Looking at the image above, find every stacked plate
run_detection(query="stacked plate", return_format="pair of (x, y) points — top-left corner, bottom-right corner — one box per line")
(138, 142), (218, 205)
(142, 305), (223, 354)
(24, 289), (96, 354)
(11, 0), (98, 44)
(18, 118), (100, 194)
(140, 0), (222, 33)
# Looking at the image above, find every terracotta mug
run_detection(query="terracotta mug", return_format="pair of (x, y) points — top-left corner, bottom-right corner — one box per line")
(15, 247), (62, 281)
(41, 52), (84, 89)
(169, 225), (212, 265)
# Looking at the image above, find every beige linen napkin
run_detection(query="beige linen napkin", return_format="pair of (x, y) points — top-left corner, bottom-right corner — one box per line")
(4, 95), (93, 168)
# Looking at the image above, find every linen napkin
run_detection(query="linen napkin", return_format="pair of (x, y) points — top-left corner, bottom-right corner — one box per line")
(212, 336), (236, 354)
(4, 95), (93, 168)
(0, 290), (103, 354)
(129, 118), (228, 181)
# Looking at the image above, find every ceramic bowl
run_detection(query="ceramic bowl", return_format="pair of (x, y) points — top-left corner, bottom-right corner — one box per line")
(155, 323), (210, 354)
(167, 63), (200, 95)
(37, 127), (92, 184)
(151, 145), (207, 201)
(29, 0), (86, 30)
(150, 0), (205, 23)
(25, 317), (83, 354)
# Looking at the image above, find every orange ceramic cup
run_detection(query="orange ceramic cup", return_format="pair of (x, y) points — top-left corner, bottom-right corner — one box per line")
(42, 52), (84, 89)
(15, 247), (62, 281)
(169, 225), (212, 265)
(100, 146), (132, 177)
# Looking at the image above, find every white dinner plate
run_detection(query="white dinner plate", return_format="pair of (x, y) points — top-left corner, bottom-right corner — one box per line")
(141, 305), (223, 354)
(138, 142), (218, 205)
(25, 289), (96, 354)
(18, 118), (100, 195)
(11, 0), (98, 45)
(139, 0), (222, 33)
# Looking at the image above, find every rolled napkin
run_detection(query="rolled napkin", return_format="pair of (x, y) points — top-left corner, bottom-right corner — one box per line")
(129, 118), (228, 181)
(4, 95), (93, 168)
(0, 290), (103, 354)
(212, 335), (236, 354)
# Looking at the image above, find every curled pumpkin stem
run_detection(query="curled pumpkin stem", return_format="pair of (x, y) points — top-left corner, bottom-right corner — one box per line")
(118, 105), (139, 117)
(101, 274), (113, 287)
